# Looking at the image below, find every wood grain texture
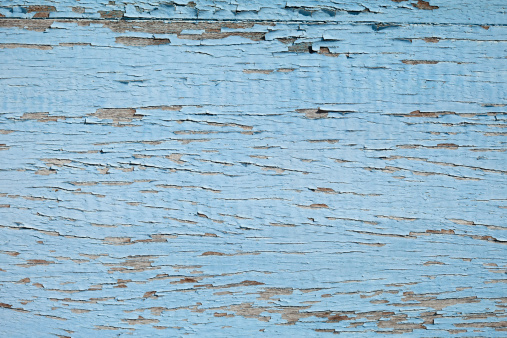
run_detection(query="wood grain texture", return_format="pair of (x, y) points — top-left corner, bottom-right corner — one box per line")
(0, 1), (506, 337)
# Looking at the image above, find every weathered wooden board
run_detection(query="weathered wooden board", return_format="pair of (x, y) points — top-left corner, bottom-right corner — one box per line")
(0, 1), (506, 336)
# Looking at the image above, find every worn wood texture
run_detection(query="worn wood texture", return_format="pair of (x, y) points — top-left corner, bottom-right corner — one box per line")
(0, 1), (506, 336)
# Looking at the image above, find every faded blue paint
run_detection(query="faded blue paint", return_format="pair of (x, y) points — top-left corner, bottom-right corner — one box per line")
(0, 1), (506, 337)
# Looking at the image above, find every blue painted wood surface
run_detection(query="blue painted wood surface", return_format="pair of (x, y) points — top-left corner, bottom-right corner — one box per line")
(0, 1), (506, 336)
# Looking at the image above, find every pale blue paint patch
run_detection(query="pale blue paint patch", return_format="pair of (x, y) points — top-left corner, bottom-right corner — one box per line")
(0, 1), (506, 337)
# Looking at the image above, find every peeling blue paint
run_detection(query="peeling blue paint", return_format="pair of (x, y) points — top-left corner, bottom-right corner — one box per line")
(0, 1), (506, 337)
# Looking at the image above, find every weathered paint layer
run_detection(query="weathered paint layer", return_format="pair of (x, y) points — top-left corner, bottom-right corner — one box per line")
(0, 1), (506, 337)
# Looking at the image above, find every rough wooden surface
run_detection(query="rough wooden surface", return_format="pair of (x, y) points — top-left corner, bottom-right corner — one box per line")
(0, 1), (506, 336)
